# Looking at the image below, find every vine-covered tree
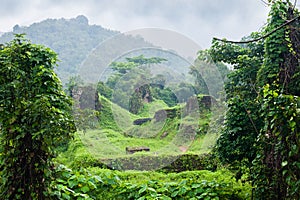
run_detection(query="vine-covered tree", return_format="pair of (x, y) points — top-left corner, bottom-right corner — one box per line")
(211, 32), (264, 166)
(106, 55), (168, 113)
(253, 1), (300, 198)
(212, 0), (300, 199)
(0, 35), (76, 199)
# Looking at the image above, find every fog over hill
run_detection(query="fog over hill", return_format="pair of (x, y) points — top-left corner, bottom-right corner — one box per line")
(0, 15), (155, 83)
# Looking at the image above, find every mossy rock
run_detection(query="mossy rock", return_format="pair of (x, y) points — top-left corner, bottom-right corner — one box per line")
(99, 153), (219, 171)
(154, 107), (181, 122)
(133, 118), (152, 125)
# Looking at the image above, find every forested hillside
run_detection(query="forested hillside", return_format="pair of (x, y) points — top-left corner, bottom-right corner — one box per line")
(0, 15), (153, 83)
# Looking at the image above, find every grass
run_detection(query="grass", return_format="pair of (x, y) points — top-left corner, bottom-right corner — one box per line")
(77, 122), (217, 159)
(57, 125), (218, 170)
(58, 94), (220, 170)
(138, 99), (169, 118)
(188, 132), (219, 153)
(99, 95), (170, 131)
(77, 128), (182, 159)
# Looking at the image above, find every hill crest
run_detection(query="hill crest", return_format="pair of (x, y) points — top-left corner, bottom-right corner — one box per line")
(0, 15), (152, 83)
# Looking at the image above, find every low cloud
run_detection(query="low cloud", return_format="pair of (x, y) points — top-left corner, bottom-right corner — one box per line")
(0, 0), (280, 48)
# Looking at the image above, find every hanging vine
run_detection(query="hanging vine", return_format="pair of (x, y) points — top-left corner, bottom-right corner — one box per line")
(212, 0), (300, 199)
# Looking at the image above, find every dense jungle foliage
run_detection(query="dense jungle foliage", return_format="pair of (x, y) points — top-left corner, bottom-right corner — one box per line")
(0, 0), (299, 199)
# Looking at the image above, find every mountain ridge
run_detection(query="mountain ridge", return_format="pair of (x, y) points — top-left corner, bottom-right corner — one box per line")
(0, 15), (152, 83)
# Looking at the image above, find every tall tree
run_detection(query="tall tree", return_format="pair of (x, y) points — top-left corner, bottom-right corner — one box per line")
(212, 0), (300, 199)
(253, 1), (300, 198)
(125, 54), (167, 66)
(109, 55), (167, 75)
(211, 32), (264, 166)
(0, 35), (76, 199)
(106, 55), (168, 113)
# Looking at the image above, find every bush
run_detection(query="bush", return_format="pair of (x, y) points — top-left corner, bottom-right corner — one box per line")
(48, 166), (252, 199)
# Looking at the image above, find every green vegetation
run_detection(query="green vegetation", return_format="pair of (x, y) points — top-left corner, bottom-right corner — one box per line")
(0, 35), (76, 199)
(48, 165), (251, 200)
(213, 0), (300, 199)
(0, 1), (299, 199)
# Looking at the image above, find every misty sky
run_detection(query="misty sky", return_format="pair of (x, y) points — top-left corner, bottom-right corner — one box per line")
(1, 0), (299, 48)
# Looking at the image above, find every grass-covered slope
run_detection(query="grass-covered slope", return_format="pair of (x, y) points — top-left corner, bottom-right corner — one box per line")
(57, 93), (219, 171)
